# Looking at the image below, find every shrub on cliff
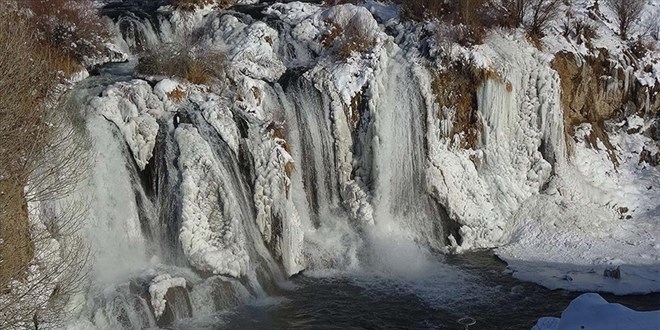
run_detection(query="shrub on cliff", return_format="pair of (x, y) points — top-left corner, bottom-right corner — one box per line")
(173, 0), (235, 10)
(0, 5), (90, 328)
(22, 0), (110, 65)
(136, 43), (227, 84)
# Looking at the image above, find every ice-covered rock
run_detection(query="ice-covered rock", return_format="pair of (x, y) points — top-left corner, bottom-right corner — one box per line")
(176, 125), (250, 278)
(149, 274), (187, 319)
(533, 293), (660, 330)
(89, 80), (164, 170)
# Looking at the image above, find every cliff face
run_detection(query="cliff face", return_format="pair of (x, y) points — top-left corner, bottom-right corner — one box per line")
(553, 49), (659, 162)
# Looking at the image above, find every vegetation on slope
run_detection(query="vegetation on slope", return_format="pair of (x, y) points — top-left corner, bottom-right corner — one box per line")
(0, 1), (103, 327)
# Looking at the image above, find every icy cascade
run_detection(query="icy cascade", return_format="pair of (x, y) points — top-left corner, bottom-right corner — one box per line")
(67, 67), (286, 329)
(424, 33), (566, 249)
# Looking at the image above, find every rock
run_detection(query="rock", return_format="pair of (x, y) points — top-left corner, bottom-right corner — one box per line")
(603, 266), (621, 279)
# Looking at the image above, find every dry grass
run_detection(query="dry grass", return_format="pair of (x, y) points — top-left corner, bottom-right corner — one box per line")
(321, 18), (377, 60)
(136, 44), (227, 84)
(432, 62), (488, 150)
(167, 87), (187, 102)
(0, 180), (33, 287)
(22, 0), (109, 64)
(174, 0), (235, 10)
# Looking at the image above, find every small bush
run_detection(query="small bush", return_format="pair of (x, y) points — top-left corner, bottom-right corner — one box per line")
(136, 44), (227, 84)
(606, 0), (645, 40)
(323, 0), (362, 5)
(525, 0), (562, 38)
(431, 61), (487, 150)
(396, 0), (453, 22)
(173, 0), (235, 10)
(167, 87), (187, 102)
(439, 24), (487, 47)
(22, 0), (110, 64)
(335, 31), (377, 60)
(562, 17), (599, 45)
(1, 6), (91, 328)
(321, 18), (377, 60)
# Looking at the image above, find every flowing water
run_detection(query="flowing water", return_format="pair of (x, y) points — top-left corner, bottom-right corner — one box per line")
(172, 252), (660, 330)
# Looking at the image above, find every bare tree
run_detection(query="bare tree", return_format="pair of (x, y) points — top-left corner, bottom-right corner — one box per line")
(526, 0), (563, 37)
(606, 0), (646, 40)
(488, 0), (561, 36)
(489, 0), (525, 28)
(0, 5), (91, 329)
(640, 9), (660, 41)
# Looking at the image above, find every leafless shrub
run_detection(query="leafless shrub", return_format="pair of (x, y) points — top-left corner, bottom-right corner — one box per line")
(334, 21), (377, 60)
(22, 0), (110, 64)
(0, 201), (91, 329)
(136, 43), (227, 84)
(395, 0), (453, 22)
(323, 0), (362, 5)
(525, 0), (562, 38)
(0, 9), (57, 185)
(606, 0), (645, 40)
(436, 23), (487, 47)
(25, 96), (92, 203)
(640, 10), (660, 41)
(0, 6), (91, 329)
(489, 0), (525, 28)
(0, 94), (91, 329)
(488, 0), (561, 38)
(173, 0), (235, 10)
(562, 16), (599, 44)
(320, 18), (377, 60)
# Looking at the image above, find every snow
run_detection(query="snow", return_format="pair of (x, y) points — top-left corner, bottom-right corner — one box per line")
(205, 15), (286, 82)
(424, 31), (565, 250)
(496, 122), (660, 294)
(533, 293), (660, 330)
(89, 80), (165, 170)
(149, 274), (186, 319)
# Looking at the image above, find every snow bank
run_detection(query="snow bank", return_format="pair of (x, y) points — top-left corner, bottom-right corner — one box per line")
(496, 122), (660, 294)
(533, 293), (660, 330)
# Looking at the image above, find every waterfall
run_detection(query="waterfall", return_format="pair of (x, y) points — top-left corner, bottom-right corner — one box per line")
(369, 48), (444, 250)
(65, 2), (578, 328)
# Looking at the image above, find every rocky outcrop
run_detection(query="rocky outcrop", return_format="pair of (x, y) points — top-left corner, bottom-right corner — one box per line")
(552, 49), (660, 165)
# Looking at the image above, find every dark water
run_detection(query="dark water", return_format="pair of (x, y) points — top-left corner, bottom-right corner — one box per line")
(172, 251), (660, 330)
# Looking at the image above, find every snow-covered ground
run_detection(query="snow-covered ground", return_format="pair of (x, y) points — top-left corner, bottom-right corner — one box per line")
(497, 121), (660, 294)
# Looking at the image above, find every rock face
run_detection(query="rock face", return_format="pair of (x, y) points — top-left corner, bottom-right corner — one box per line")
(154, 286), (192, 327)
(553, 50), (625, 129)
(553, 50), (660, 137)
